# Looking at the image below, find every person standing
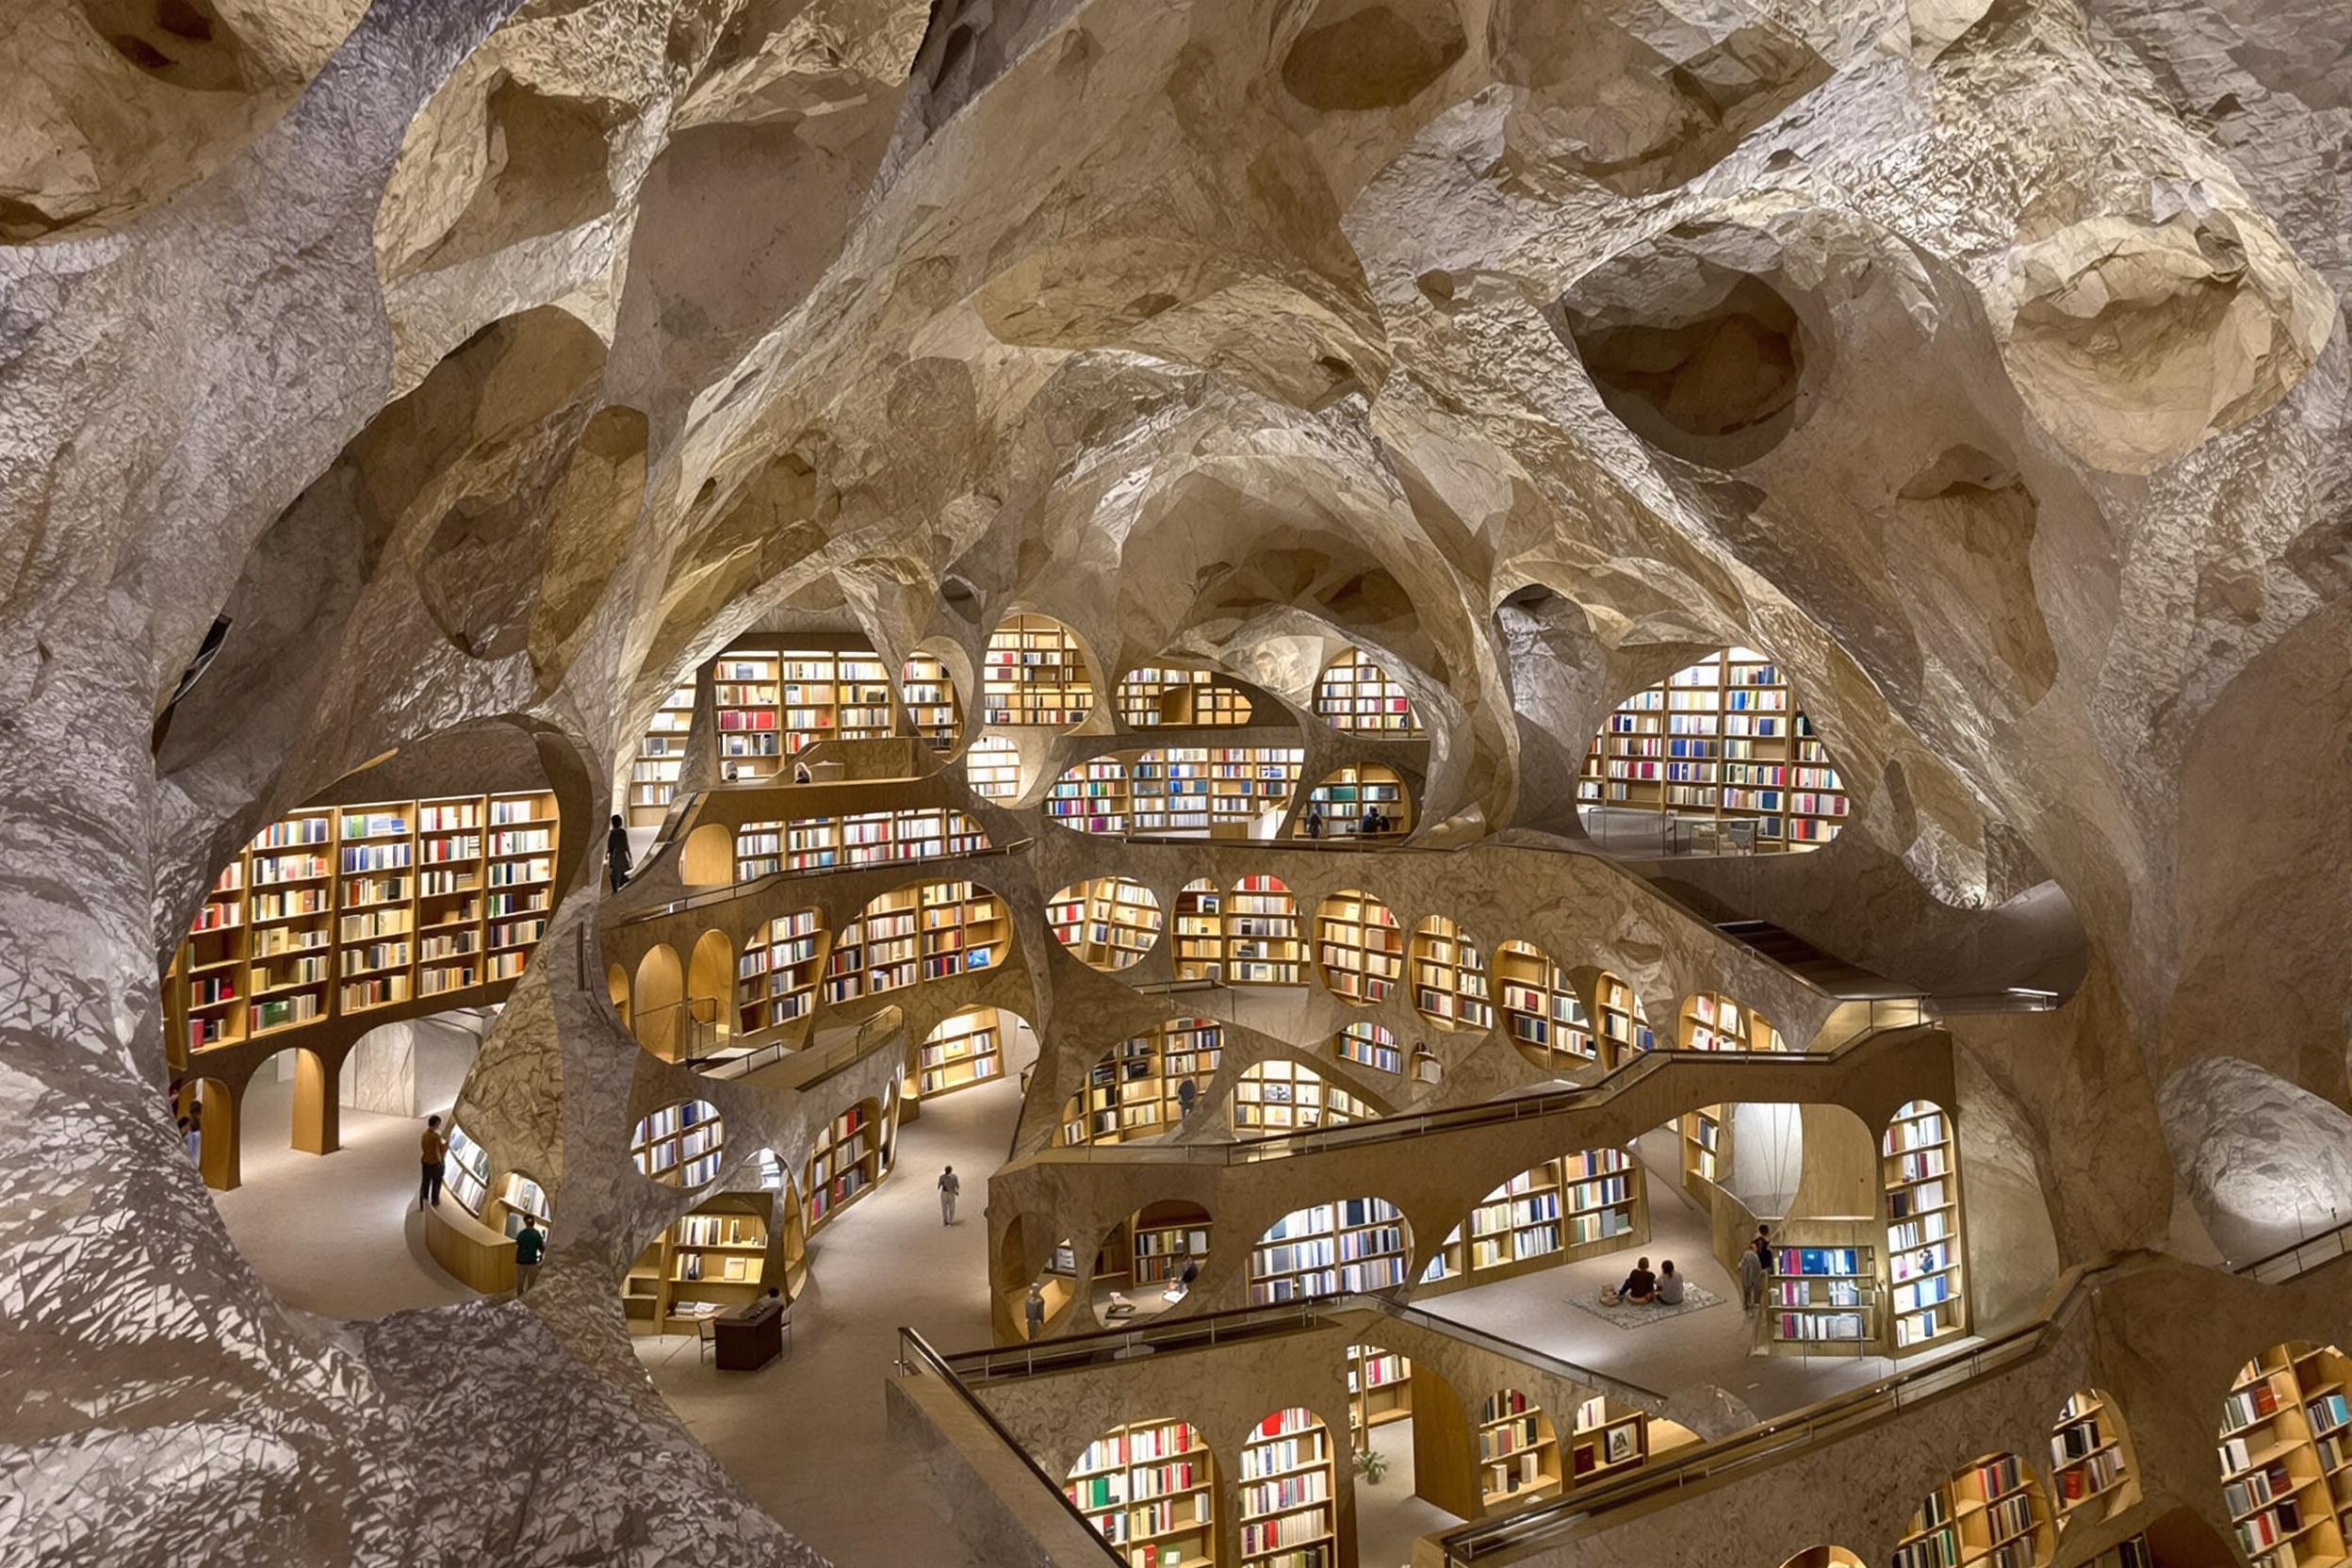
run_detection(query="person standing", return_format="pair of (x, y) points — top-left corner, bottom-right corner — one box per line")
(513, 1218), (546, 1295)
(605, 813), (633, 892)
(179, 1115), (199, 1167)
(418, 1113), (448, 1209)
(938, 1164), (961, 1226)
(1304, 806), (1323, 840)
(1024, 1283), (1047, 1339)
(1740, 1237), (1766, 1313)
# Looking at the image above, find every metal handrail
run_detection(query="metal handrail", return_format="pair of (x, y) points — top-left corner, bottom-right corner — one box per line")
(616, 837), (1037, 927)
(893, 1327), (1125, 1565)
(1028, 1000), (1934, 1168)
(1432, 1259), (2117, 1564)
(695, 1005), (905, 1085)
(634, 995), (719, 1061)
(2233, 1213), (2352, 1283)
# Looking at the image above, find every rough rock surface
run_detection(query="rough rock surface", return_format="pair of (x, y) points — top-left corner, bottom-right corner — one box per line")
(1, 0), (2348, 1560)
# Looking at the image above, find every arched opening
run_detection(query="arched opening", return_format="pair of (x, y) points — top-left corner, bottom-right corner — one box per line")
(630, 1099), (723, 1188)
(1477, 1387), (1561, 1513)
(1315, 890), (1401, 1003)
(965, 733), (1020, 799)
(2218, 1343), (2350, 1567)
(632, 943), (686, 1060)
(1174, 877), (1223, 979)
(982, 612), (1097, 728)
(1312, 647), (1425, 734)
(1411, 915), (1491, 1031)
(1130, 744), (1304, 837)
(1586, 970), (1653, 1065)
(688, 929), (734, 1045)
(1419, 1143), (1642, 1291)
(828, 880), (1006, 1004)
(1900, 1453), (2053, 1567)
(1090, 1199), (1211, 1327)
(898, 652), (961, 749)
(1238, 1408), (1340, 1555)
(1777, 1549), (1865, 1567)
(805, 1097), (884, 1232)
(2050, 1387), (2139, 1527)
(1231, 1059), (1377, 1133)
(2160, 1055), (2352, 1266)
(1115, 664), (1253, 727)
(913, 1005), (1029, 1099)
(1248, 1197), (1411, 1301)
(1334, 1020), (1401, 1075)
(1883, 1099), (1968, 1349)
(605, 961), (631, 1027)
(174, 1076), (238, 1191)
(1048, 876), (1163, 972)
(1066, 1418), (1217, 1564)
(1497, 940), (1595, 1070)
(1228, 874), (1304, 987)
(1059, 1020), (1224, 1146)
(680, 822), (734, 887)
(1296, 763), (1413, 839)
(1678, 990), (1783, 1052)
(1045, 756), (1130, 834)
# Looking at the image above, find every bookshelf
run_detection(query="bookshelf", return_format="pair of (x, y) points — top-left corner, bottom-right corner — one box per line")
(1315, 890), (1402, 1004)
(1577, 646), (1849, 852)
(1764, 1237), (1877, 1352)
(2051, 1388), (2138, 1526)
(1567, 1395), (1651, 1492)
(1116, 665), (1254, 727)
(1238, 1408), (1337, 1568)
(1126, 1200), (1212, 1288)
(1592, 972), (1654, 1066)
(1047, 757), (1131, 835)
(170, 793), (558, 1055)
(1882, 1099), (1968, 1350)
(735, 908), (825, 1037)
(1247, 1198), (1411, 1303)
(898, 653), (961, 749)
(983, 613), (1095, 727)
(713, 649), (783, 778)
(1227, 875), (1305, 987)
(1059, 1020), (1224, 1146)
(492, 1169), (551, 1238)
(1049, 875), (1164, 972)
(1419, 1146), (1643, 1290)
(966, 734), (1021, 800)
(1478, 1388), (1562, 1511)
(631, 1099), (724, 1187)
(629, 680), (696, 825)
(822, 880), (1004, 1004)
(1679, 1106), (1729, 1195)
(1333, 1021), (1402, 1076)
(1231, 1059), (1374, 1133)
(443, 1122), (490, 1216)
(1130, 747), (1305, 837)
(1495, 941), (1595, 1071)
(1892, 1452), (2055, 1568)
(1313, 648), (1424, 735)
(624, 1197), (776, 1331)
(1298, 764), (1412, 839)
(1174, 879), (1225, 981)
(914, 1005), (1008, 1098)
(1680, 991), (1784, 1052)
(1411, 915), (1493, 1031)
(1347, 1345), (1413, 1443)
(806, 1099), (884, 1231)
(735, 807), (988, 879)
(1065, 1418), (1217, 1568)
(2216, 1342), (2352, 1568)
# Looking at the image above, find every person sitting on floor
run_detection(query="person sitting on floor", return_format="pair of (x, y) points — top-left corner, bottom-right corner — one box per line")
(1603, 1256), (1658, 1305)
(1655, 1259), (1685, 1305)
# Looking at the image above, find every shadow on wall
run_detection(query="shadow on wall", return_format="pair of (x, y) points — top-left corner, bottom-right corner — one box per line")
(2161, 1056), (2352, 1264)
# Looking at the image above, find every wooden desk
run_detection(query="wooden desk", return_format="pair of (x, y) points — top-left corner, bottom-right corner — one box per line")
(714, 1298), (788, 1370)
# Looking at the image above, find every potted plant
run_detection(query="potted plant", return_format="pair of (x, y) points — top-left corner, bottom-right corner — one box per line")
(1353, 1447), (1389, 1485)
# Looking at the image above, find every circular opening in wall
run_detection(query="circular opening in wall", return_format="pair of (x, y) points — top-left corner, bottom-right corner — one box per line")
(1281, 0), (1467, 112)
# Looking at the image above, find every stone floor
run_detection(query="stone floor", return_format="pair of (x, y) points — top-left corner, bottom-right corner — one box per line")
(1355, 1416), (1466, 1568)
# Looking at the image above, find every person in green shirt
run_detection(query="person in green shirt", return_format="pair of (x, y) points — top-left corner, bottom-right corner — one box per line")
(514, 1219), (546, 1296)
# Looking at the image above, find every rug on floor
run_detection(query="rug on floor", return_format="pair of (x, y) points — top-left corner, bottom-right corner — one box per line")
(1562, 1282), (1725, 1330)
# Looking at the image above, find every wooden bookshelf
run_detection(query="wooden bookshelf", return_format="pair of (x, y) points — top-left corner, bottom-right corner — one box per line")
(1496, 940), (1594, 1071)
(1577, 646), (1849, 852)
(1315, 890), (1402, 1004)
(1232, 1058), (1373, 1134)
(737, 807), (988, 879)
(1227, 874), (1304, 987)
(1298, 763), (1412, 839)
(898, 653), (961, 749)
(713, 649), (784, 779)
(1411, 915), (1493, 1031)
(1333, 1021), (1402, 1076)
(1680, 1105), (1729, 1195)
(1116, 665), (1254, 727)
(915, 1005), (1009, 1098)
(1047, 757), (1131, 835)
(2051, 1389), (2139, 1525)
(983, 613), (1095, 727)
(2217, 1343), (2352, 1568)
(629, 680), (696, 825)
(1238, 1408), (1337, 1568)
(1681, 990), (1783, 1052)
(1480, 1388), (1562, 1511)
(443, 1122), (491, 1216)
(1247, 1197), (1410, 1303)
(1883, 1099), (1968, 1351)
(1128, 1200), (1212, 1287)
(170, 793), (557, 1055)
(1059, 1020), (1224, 1146)
(1174, 879), (1224, 981)
(822, 880), (1004, 1004)
(1593, 971), (1654, 1066)
(1420, 1146), (1643, 1291)
(625, 1196), (776, 1331)
(1893, 1452), (2055, 1568)
(806, 1099), (884, 1231)
(1129, 746), (1304, 837)
(1348, 1345), (1413, 1443)
(492, 1169), (550, 1238)
(1567, 1395), (1650, 1491)
(966, 734), (1021, 799)
(735, 908), (824, 1038)
(1049, 875), (1163, 972)
(631, 1098), (724, 1187)
(1764, 1236), (1878, 1353)
(1065, 1418), (1217, 1567)
(1314, 647), (1424, 734)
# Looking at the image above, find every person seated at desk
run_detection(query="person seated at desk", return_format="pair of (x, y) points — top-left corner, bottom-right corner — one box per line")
(1603, 1256), (1658, 1305)
(1655, 1260), (1684, 1305)
(1162, 1256), (1200, 1304)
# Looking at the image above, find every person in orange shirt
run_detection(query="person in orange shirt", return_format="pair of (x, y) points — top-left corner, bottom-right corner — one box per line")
(418, 1114), (448, 1209)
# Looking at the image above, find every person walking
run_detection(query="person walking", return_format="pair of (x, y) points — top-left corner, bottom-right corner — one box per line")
(1740, 1237), (1766, 1313)
(606, 813), (633, 892)
(418, 1113), (448, 1209)
(513, 1217), (546, 1295)
(938, 1164), (961, 1226)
